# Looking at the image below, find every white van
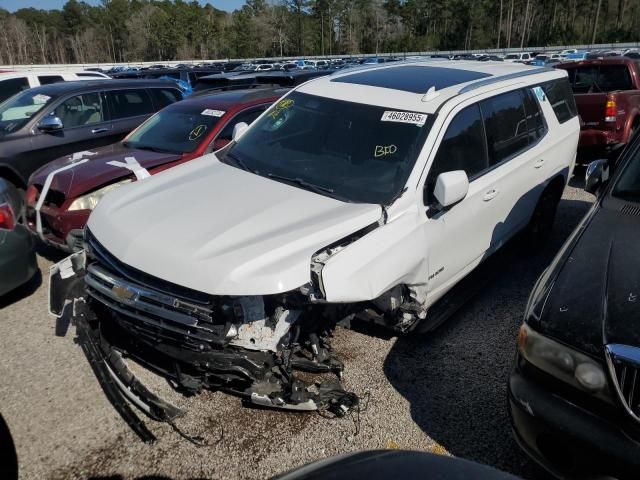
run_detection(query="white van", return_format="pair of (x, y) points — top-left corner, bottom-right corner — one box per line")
(0, 70), (109, 103)
(50, 61), (579, 430)
(503, 52), (532, 63)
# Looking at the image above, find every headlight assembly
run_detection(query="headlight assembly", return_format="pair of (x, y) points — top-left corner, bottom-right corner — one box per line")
(68, 179), (133, 211)
(518, 323), (612, 403)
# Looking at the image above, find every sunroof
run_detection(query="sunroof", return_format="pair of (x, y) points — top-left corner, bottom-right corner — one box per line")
(331, 65), (493, 93)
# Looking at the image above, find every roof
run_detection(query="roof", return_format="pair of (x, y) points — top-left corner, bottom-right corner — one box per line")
(558, 57), (639, 67)
(298, 61), (564, 114)
(21, 79), (181, 96)
(178, 86), (287, 110)
(331, 65), (491, 93)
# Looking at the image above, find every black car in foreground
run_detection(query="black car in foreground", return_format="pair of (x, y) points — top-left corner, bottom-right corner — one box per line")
(509, 138), (640, 479)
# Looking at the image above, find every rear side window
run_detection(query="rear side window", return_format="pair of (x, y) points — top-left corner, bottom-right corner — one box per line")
(426, 104), (488, 203)
(0, 77), (30, 103)
(150, 88), (181, 109)
(107, 89), (154, 119)
(481, 90), (530, 165)
(565, 65), (633, 93)
(523, 89), (547, 143)
(38, 75), (64, 85)
(541, 79), (578, 123)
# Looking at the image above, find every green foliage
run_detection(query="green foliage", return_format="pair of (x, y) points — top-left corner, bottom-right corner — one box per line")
(0, 0), (638, 64)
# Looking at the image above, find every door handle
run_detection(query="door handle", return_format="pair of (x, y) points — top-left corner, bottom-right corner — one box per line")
(534, 159), (545, 169)
(483, 189), (499, 201)
(91, 127), (109, 134)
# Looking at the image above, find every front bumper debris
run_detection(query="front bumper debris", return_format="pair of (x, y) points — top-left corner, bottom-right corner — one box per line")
(50, 251), (359, 442)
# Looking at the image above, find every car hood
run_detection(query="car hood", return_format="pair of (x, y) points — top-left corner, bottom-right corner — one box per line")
(87, 154), (383, 296)
(539, 205), (640, 355)
(29, 143), (183, 200)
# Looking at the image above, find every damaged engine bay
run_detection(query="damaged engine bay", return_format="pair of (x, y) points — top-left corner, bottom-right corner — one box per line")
(49, 230), (426, 443)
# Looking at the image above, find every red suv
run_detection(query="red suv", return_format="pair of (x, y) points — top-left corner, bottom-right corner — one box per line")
(556, 58), (640, 161)
(26, 87), (286, 251)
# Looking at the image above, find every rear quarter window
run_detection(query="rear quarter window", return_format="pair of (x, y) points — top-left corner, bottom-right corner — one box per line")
(150, 88), (182, 109)
(107, 89), (154, 119)
(541, 79), (578, 123)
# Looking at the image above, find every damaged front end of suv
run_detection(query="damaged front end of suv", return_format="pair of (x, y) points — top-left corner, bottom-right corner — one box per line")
(50, 231), (371, 443)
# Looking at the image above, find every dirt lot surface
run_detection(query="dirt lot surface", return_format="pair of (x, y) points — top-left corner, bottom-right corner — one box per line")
(0, 177), (594, 480)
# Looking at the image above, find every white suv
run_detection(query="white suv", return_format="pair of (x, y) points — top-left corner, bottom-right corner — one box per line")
(50, 62), (579, 432)
(504, 52), (532, 63)
(0, 70), (110, 103)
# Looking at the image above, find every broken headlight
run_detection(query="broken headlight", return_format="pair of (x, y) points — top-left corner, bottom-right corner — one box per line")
(68, 179), (133, 211)
(518, 323), (612, 403)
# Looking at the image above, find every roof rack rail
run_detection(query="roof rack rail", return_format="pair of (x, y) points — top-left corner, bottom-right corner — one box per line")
(458, 67), (554, 94)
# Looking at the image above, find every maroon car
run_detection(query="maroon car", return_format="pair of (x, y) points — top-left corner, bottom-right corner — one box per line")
(556, 58), (640, 161)
(26, 87), (286, 251)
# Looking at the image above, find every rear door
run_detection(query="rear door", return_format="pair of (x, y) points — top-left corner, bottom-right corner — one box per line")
(477, 88), (548, 244)
(105, 88), (156, 143)
(27, 90), (113, 173)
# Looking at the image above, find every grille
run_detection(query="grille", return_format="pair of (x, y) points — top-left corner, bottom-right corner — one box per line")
(86, 228), (211, 304)
(606, 344), (640, 421)
(621, 204), (640, 217)
(84, 230), (229, 349)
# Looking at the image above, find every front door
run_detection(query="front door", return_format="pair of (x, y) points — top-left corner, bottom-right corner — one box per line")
(421, 103), (499, 304)
(28, 91), (113, 172)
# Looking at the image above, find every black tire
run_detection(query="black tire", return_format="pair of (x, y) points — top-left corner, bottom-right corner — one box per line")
(522, 186), (562, 252)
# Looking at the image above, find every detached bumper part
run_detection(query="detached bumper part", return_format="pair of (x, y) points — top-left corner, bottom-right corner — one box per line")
(49, 252), (359, 442)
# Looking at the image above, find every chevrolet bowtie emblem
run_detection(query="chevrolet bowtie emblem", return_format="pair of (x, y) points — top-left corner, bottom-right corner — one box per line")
(112, 285), (136, 301)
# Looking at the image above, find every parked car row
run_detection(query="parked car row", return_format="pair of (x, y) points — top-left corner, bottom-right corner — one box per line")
(2, 57), (639, 478)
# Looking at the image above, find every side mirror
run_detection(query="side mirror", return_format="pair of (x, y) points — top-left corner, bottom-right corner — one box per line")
(232, 122), (249, 142)
(434, 171), (469, 208)
(38, 116), (63, 132)
(585, 159), (609, 195)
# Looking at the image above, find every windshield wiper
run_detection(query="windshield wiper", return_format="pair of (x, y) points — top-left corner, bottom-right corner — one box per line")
(266, 173), (335, 195)
(226, 152), (255, 173)
(129, 143), (182, 155)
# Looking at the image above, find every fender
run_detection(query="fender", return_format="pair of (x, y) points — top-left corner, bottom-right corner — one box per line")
(321, 207), (429, 303)
(0, 162), (27, 188)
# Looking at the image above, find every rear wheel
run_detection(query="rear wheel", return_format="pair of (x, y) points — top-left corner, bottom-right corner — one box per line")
(522, 184), (562, 252)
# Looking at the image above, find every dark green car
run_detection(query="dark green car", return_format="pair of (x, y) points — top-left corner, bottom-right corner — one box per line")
(0, 178), (37, 297)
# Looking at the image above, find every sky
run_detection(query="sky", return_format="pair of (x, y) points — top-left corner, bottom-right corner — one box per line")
(0, 0), (246, 13)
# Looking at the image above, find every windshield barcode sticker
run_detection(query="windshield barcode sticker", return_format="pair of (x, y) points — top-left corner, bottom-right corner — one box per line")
(33, 94), (51, 104)
(381, 111), (427, 126)
(202, 109), (225, 117)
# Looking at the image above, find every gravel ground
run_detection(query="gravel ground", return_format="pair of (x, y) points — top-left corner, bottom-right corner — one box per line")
(0, 177), (594, 480)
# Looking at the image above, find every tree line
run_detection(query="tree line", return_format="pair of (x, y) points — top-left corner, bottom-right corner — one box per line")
(0, 0), (638, 65)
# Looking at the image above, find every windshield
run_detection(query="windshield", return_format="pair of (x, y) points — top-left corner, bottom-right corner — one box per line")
(125, 104), (222, 154)
(222, 92), (433, 204)
(612, 146), (640, 202)
(0, 89), (56, 134)
(566, 65), (633, 93)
